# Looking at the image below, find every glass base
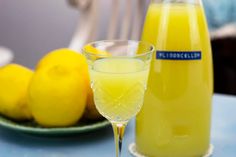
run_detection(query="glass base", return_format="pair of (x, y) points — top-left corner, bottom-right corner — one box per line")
(129, 143), (214, 157)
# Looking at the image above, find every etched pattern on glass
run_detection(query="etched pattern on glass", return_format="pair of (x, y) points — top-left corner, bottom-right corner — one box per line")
(92, 81), (146, 122)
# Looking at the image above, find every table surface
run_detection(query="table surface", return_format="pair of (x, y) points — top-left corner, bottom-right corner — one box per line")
(0, 94), (235, 157)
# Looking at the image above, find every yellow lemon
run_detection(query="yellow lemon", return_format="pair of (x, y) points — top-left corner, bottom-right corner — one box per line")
(0, 64), (33, 120)
(83, 45), (111, 55)
(28, 49), (89, 127)
(38, 48), (102, 120)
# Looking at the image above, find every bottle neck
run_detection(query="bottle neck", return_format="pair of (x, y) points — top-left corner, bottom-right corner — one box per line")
(152, 0), (201, 5)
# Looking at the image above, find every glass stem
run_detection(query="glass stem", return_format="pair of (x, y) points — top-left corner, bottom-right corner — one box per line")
(111, 122), (127, 157)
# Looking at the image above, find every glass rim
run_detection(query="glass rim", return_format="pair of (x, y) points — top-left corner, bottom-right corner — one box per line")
(82, 40), (155, 58)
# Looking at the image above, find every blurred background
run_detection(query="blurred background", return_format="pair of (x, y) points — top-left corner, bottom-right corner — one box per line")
(0, 0), (236, 95)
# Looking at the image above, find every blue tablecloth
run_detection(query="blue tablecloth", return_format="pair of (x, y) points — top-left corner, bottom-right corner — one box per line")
(0, 94), (235, 157)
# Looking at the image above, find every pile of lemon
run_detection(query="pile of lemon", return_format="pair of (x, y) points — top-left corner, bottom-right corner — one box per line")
(0, 48), (102, 127)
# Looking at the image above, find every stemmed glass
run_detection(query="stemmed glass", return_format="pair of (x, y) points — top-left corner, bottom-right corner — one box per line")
(83, 40), (154, 157)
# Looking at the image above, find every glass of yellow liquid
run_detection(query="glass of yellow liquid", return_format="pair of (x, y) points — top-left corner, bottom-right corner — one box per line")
(83, 40), (154, 157)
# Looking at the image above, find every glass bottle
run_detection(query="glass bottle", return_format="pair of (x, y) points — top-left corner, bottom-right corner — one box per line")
(135, 0), (213, 156)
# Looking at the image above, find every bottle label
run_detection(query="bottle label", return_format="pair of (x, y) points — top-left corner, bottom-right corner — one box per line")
(156, 51), (202, 60)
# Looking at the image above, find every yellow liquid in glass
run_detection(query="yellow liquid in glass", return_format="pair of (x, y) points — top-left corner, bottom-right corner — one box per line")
(136, 3), (213, 157)
(90, 58), (149, 122)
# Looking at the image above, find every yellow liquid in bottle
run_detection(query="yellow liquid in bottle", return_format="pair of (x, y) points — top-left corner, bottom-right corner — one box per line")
(90, 58), (149, 122)
(136, 3), (213, 157)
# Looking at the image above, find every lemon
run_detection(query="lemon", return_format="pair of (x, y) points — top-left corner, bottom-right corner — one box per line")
(83, 45), (111, 56)
(37, 48), (102, 120)
(0, 64), (33, 120)
(28, 49), (89, 127)
(36, 48), (88, 72)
